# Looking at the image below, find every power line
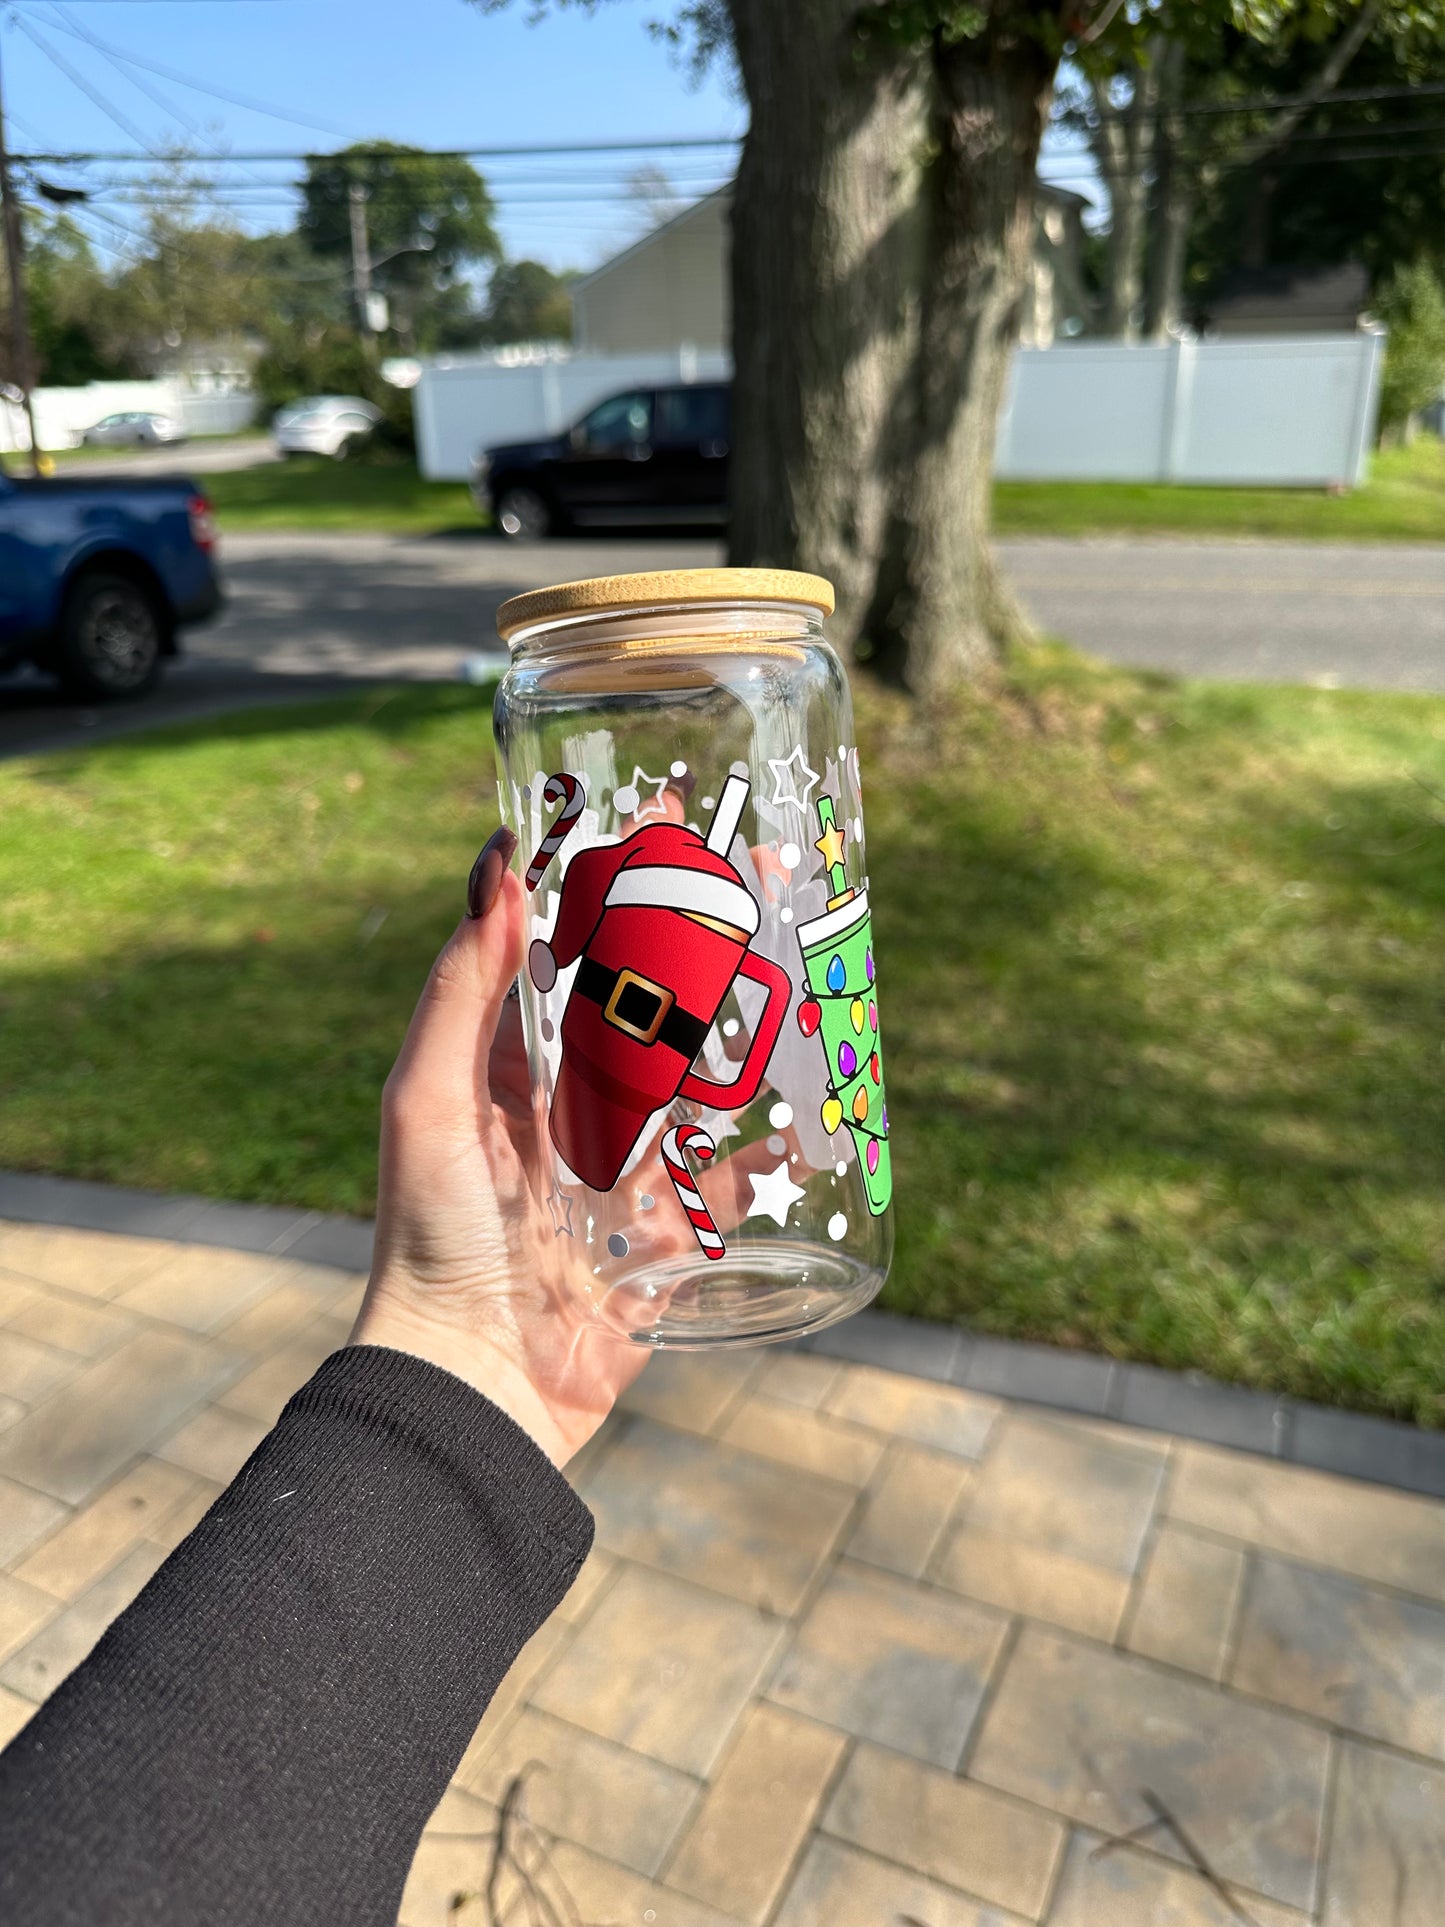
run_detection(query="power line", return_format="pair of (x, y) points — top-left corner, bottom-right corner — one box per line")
(36, 0), (305, 189)
(9, 13), (158, 152)
(22, 0), (358, 137)
(1061, 75), (1445, 126)
(40, 2), (215, 145)
(9, 135), (744, 164)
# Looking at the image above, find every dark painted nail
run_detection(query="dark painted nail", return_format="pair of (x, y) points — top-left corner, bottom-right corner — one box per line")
(466, 825), (517, 920)
(668, 769), (697, 802)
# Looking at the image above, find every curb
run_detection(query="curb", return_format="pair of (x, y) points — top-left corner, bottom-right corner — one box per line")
(4, 1168), (1443, 1502)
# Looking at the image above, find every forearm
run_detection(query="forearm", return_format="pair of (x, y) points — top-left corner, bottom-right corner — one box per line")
(0, 1347), (593, 1927)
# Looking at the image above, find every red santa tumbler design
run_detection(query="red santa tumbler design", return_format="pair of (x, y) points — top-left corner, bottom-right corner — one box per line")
(528, 774), (791, 1193)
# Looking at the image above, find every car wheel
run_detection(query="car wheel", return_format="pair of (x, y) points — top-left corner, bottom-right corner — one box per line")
(56, 570), (166, 700)
(495, 484), (553, 541)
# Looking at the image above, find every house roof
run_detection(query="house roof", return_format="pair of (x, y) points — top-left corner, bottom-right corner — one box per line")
(571, 189), (729, 295)
(575, 175), (1087, 287)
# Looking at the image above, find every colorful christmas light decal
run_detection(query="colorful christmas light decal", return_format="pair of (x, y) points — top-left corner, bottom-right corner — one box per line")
(661, 1123), (725, 1259)
(524, 772), (585, 892)
(793, 792), (892, 1216)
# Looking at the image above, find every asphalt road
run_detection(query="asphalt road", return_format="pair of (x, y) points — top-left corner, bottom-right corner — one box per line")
(3, 530), (1442, 760)
(1005, 536), (1445, 691)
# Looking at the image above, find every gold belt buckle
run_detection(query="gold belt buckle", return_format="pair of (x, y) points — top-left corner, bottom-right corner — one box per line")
(602, 967), (675, 1045)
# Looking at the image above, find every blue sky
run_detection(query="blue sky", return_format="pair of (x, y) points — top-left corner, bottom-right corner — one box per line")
(0, 0), (746, 271)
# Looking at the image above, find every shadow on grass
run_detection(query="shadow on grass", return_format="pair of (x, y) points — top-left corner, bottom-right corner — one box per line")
(3, 678), (1443, 1420)
(872, 746), (1445, 1422)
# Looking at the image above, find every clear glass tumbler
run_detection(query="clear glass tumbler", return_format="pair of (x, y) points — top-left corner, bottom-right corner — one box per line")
(493, 568), (893, 1348)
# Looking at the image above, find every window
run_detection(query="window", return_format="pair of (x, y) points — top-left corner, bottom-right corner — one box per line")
(655, 386), (730, 448)
(577, 391), (652, 450)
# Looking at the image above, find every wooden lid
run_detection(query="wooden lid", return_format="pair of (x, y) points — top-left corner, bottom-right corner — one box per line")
(496, 567), (835, 642)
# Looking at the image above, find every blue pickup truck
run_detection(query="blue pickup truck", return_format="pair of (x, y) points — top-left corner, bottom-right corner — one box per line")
(0, 460), (223, 699)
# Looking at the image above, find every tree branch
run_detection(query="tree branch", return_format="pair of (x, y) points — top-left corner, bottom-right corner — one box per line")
(1231, 0), (1382, 172)
(1079, 0), (1129, 46)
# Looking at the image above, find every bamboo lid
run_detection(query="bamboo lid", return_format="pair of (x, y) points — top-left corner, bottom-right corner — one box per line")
(496, 567), (835, 642)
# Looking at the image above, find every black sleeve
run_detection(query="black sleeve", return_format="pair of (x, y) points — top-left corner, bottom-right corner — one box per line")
(0, 1345), (594, 1927)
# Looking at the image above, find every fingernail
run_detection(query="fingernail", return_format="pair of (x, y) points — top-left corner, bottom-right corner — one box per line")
(668, 770), (697, 801)
(466, 826), (517, 920)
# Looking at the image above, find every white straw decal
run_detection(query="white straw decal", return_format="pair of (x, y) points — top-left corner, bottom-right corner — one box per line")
(704, 772), (750, 855)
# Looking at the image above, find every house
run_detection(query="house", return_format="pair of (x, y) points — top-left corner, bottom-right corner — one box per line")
(1202, 263), (1371, 337)
(571, 183), (1091, 357)
(1020, 182), (1093, 347)
(571, 193), (730, 356)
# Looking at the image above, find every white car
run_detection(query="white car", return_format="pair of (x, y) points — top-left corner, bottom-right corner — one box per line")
(81, 411), (188, 448)
(273, 396), (382, 460)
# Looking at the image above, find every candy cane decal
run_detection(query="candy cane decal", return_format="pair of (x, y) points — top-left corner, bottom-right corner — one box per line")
(525, 772), (585, 892)
(661, 1123), (725, 1261)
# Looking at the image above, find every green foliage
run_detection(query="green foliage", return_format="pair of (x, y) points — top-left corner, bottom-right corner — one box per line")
(297, 142), (499, 351)
(4, 662), (1444, 1421)
(21, 215), (122, 386)
(92, 156), (272, 375)
(251, 334), (381, 415)
(1375, 261), (1445, 433)
(1186, 27), (1445, 301)
(479, 259), (573, 344)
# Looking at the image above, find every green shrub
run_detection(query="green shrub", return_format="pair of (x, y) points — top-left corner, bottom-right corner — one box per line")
(1375, 261), (1445, 437)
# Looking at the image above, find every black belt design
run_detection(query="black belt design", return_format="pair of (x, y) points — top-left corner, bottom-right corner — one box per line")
(573, 955), (710, 1060)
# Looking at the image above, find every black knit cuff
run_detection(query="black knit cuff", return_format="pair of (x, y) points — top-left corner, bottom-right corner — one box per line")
(281, 1344), (595, 1575)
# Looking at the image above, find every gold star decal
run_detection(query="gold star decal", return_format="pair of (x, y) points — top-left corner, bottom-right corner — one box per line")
(814, 819), (847, 872)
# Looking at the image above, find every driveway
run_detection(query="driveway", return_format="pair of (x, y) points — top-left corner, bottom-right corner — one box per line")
(3, 531), (1442, 760)
(43, 436), (278, 481)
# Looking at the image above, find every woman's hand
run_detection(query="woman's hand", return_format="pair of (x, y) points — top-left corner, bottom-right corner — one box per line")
(350, 827), (652, 1468)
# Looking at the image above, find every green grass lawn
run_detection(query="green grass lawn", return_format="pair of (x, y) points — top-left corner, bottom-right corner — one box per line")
(177, 438), (1445, 540)
(994, 438), (1445, 542)
(204, 456), (479, 533)
(2, 656), (1442, 1423)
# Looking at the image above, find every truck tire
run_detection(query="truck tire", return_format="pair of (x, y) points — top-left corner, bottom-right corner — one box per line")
(56, 569), (166, 700)
(495, 484), (554, 541)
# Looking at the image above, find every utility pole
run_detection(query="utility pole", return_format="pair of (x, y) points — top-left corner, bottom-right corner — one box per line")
(0, 36), (41, 475)
(348, 180), (377, 356)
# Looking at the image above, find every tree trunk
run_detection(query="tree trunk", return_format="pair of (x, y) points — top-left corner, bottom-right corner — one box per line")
(1142, 36), (1185, 341)
(727, 1), (1055, 695)
(1094, 46), (1162, 341)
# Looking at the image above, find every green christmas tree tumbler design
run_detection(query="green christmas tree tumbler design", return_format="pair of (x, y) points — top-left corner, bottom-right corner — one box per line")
(794, 796), (892, 1216)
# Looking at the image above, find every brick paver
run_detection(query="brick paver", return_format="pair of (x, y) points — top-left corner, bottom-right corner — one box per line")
(0, 1216), (1442, 1925)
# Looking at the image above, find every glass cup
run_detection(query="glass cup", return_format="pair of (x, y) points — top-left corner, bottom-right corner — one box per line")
(493, 567), (893, 1348)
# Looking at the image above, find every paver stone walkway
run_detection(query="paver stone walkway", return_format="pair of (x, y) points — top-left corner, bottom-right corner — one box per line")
(0, 1217), (1441, 1925)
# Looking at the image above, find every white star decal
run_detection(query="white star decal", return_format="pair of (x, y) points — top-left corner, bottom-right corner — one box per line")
(745, 1160), (808, 1228)
(628, 766), (672, 822)
(767, 746), (819, 814)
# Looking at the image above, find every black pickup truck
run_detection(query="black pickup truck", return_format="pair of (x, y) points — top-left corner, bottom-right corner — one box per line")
(0, 460), (223, 699)
(473, 381), (730, 539)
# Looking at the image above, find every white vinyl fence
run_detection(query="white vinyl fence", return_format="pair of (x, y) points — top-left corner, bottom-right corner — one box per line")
(415, 346), (731, 481)
(179, 394), (257, 436)
(1, 380), (257, 453)
(416, 332), (1384, 491)
(995, 333), (1384, 488)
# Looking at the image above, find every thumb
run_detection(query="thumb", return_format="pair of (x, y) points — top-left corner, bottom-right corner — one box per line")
(387, 852), (526, 1124)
